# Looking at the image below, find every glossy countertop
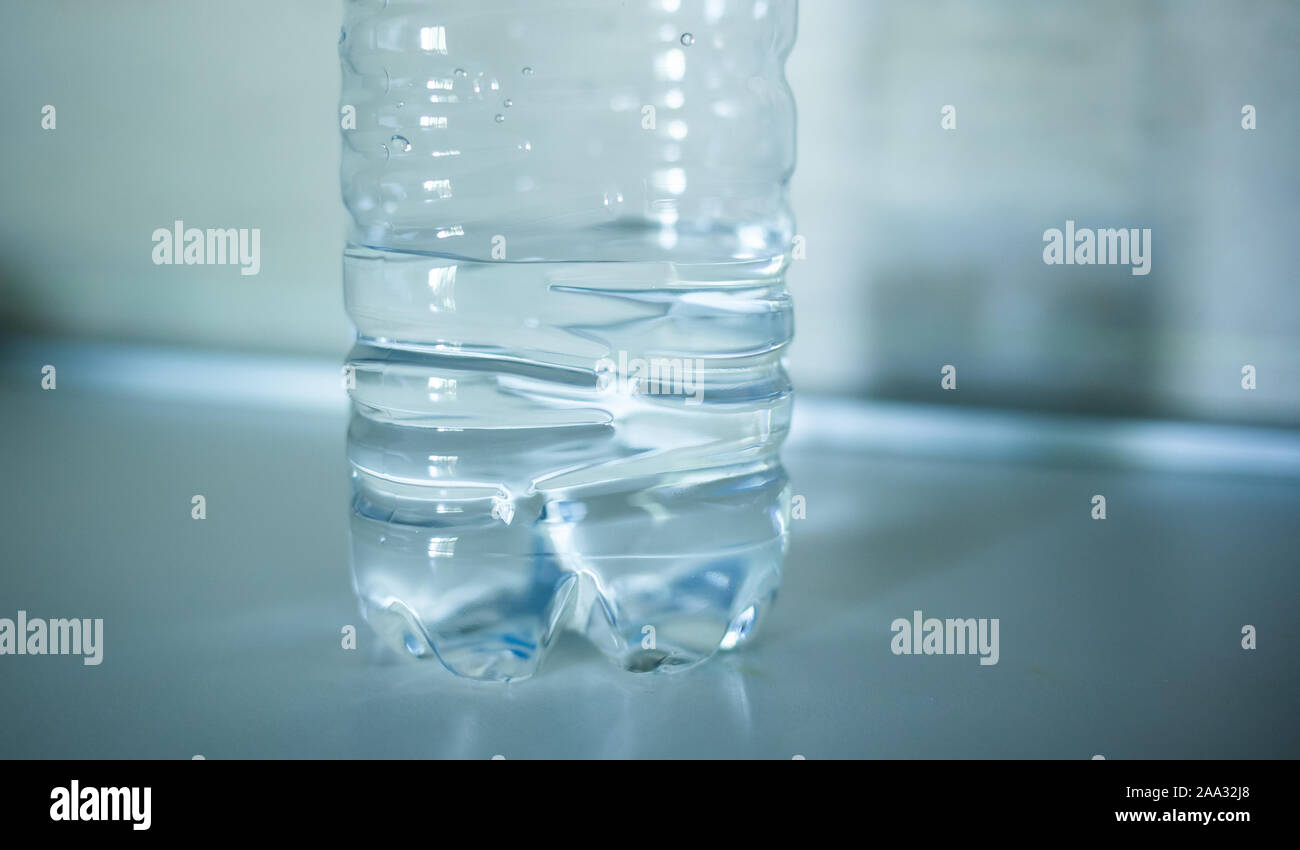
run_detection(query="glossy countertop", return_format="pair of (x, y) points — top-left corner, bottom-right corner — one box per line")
(2, 340), (1297, 758)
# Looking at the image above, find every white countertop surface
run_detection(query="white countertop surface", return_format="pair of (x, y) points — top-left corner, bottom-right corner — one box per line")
(2, 341), (1296, 758)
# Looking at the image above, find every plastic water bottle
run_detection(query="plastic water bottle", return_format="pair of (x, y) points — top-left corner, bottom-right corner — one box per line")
(340, 0), (797, 680)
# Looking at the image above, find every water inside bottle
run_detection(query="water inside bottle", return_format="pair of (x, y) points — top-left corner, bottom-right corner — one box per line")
(346, 226), (793, 680)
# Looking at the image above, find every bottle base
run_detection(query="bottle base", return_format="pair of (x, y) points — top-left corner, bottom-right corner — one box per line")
(355, 561), (782, 682)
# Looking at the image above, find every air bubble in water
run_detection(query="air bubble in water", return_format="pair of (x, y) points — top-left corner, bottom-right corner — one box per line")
(453, 68), (467, 78)
(602, 191), (625, 210)
(391, 134), (411, 152)
(521, 66), (534, 76)
(494, 114), (505, 123)
(503, 99), (513, 108)
(680, 33), (695, 46)
(518, 141), (532, 152)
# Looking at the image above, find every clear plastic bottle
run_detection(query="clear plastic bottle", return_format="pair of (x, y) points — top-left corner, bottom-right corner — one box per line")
(340, 0), (797, 681)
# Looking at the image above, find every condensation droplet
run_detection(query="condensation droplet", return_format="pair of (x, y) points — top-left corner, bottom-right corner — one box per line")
(391, 134), (411, 152)
(396, 100), (405, 109)
(680, 33), (695, 46)
(453, 68), (467, 78)
(521, 66), (534, 76)
(494, 114), (505, 123)
(518, 141), (532, 152)
(503, 98), (513, 108)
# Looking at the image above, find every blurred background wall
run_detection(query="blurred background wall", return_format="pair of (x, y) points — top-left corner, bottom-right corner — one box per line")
(2, 0), (1297, 425)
